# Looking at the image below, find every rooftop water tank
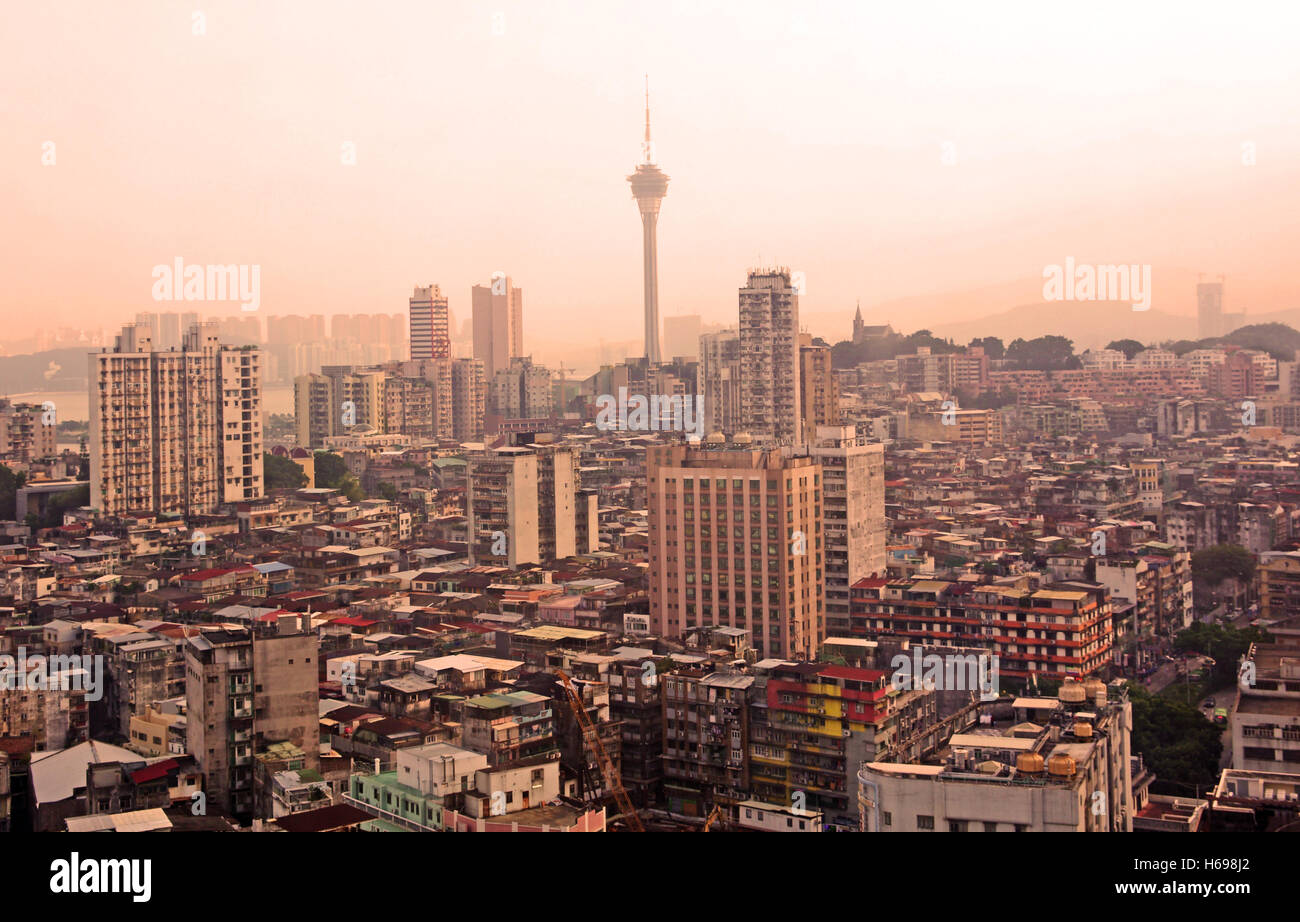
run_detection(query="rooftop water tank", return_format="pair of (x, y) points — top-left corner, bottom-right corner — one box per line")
(1047, 753), (1077, 777)
(1016, 753), (1045, 774)
(1059, 679), (1087, 704)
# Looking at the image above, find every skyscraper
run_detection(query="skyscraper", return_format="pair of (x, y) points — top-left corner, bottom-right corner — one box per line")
(1197, 278), (1227, 341)
(739, 268), (801, 444)
(627, 78), (668, 365)
(409, 284), (450, 361)
(471, 276), (523, 381)
(89, 321), (263, 517)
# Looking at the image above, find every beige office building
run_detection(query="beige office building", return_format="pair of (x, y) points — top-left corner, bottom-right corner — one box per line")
(647, 444), (823, 660)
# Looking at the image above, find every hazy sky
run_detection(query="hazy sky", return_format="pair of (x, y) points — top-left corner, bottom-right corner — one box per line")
(3, 0), (1299, 350)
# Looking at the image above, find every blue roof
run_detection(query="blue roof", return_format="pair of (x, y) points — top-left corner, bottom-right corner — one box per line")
(253, 562), (294, 574)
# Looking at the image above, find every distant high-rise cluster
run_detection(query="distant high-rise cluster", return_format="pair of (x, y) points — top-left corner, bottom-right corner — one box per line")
(294, 356), (487, 447)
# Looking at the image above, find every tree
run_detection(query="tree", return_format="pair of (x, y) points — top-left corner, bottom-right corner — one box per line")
(375, 482), (398, 501)
(1005, 335), (1078, 371)
(1191, 544), (1255, 587)
(313, 451), (349, 489)
(32, 483), (89, 529)
(0, 465), (25, 520)
(336, 473), (366, 502)
(968, 336), (1004, 360)
(264, 452), (309, 490)
(1105, 338), (1145, 360)
(1128, 685), (1223, 796)
(1173, 622), (1271, 689)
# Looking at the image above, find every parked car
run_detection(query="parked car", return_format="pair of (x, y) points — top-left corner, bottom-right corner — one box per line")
(1203, 697), (1215, 708)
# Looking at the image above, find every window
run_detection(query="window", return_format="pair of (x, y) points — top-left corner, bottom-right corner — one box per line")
(917, 814), (935, 830)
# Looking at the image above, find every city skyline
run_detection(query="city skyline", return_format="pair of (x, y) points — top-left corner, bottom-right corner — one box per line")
(5, 0), (1300, 862)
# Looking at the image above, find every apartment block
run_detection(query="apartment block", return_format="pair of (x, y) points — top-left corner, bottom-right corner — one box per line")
(459, 690), (558, 767)
(799, 333), (839, 436)
(451, 357), (487, 440)
(749, 661), (932, 829)
(293, 366), (386, 448)
(89, 322), (264, 518)
(850, 577), (1114, 681)
(185, 615), (319, 822)
(0, 399), (57, 462)
(699, 328), (742, 436)
(800, 426), (886, 636)
(1232, 641), (1300, 776)
(859, 683), (1134, 832)
(738, 269), (801, 444)
(465, 443), (579, 566)
(492, 357), (552, 420)
(662, 669), (754, 815)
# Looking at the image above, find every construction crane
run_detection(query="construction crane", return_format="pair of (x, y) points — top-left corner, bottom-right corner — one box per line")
(701, 804), (723, 832)
(555, 670), (644, 832)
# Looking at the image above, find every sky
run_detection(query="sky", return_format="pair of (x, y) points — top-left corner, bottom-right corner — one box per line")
(3, 0), (1299, 353)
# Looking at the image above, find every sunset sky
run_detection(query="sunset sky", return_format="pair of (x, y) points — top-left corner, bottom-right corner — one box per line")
(3, 0), (1299, 353)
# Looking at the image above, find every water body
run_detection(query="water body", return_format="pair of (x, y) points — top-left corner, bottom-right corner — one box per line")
(5, 385), (295, 422)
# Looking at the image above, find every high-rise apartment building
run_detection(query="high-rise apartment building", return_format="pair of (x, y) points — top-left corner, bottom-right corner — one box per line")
(185, 615), (319, 822)
(1198, 279), (1224, 340)
(89, 322), (264, 518)
(451, 358), (487, 441)
(492, 357), (553, 420)
(699, 329), (742, 436)
(647, 444), (824, 660)
(293, 366), (386, 447)
(800, 426), (886, 636)
(739, 269), (801, 445)
(409, 284), (450, 361)
(799, 333), (839, 436)
(472, 276), (523, 381)
(466, 446), (538, 567)
(465, 444), (578, 566)
(0, 399), (57, 462)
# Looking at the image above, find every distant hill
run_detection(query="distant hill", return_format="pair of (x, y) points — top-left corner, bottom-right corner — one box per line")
(0, 348), (89, 393)
(803, 268), (1298, 350)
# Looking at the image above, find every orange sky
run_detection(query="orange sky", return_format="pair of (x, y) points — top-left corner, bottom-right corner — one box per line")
(3, 0), (1299, 351)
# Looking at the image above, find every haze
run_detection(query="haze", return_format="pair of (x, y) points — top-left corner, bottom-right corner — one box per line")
(3, 0), (1299, 355)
